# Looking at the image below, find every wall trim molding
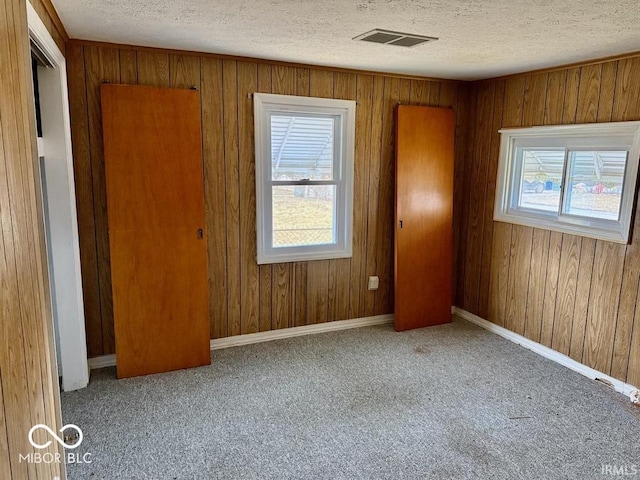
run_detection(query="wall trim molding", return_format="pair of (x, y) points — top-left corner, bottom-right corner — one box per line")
(28, 1), (90, 392)
(454, 307), (640, 402)
(88, 314), (394, 370)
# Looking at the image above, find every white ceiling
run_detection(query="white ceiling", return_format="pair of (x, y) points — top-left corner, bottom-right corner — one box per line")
(52, 0), (640, 80)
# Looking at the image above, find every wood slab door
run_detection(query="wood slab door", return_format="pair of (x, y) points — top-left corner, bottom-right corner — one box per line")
(101, 84), (210, 378)
(394, 105), (454, 331)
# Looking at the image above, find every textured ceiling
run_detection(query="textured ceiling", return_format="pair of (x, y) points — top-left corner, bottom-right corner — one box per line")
(52, 0), (640, 80)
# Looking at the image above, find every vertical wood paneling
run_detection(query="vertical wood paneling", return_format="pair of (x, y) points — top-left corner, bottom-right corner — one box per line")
(540, 232), (562, 346)
(237, 62), (260, 334)
(439, 82), (456, 108)
(467, 54), (640, 385)
(569, 238), (596, 361)
(169, 54), (200, 89)
(612, 57), (640, 121)
(1, 0), (63, 477)
(477, 82), (505, 318)
(604, 57), (640, 381)
(582, 242), (626, 373)
(485, 90), (511, 326)
(428, 81), (441, 105)
(328, 72), (356, 322)
(561, 67), (581, 124)
(0, 374), (11, 480)
(490, 79), (523, 334)
(463, 83), (495, 313)
(222, 59), (241, 336)
(66, 44), (103, 356)
(69, 43), (464, 356)
(504, 225), (533, 335)
(454, 84), (477, 305)
(493, 77), (525, 331)
(409, 80), (427, 105)
(544, 70), (566, 124)
(487, 222), (511, 327)
(551, 235), (581, 355)
(85, 45), (120, 354)
(612, 215), (640, 379)
(627, 296), (640, 386)
(501, 74), (545, 335)
(522, 73), (548, 127)
(119, 49), (137, 84)
(505, 74), (547, 335)
(374, 76), (400, 316)
(137, 51), (169, 87)
(349, 74), (373, 320)
(523, 229), (550, 342)
(201, 58), (228, 339)
(596, 61), (617, 122)
(363, 76), (386, 316)
(575, 64), (601, 123)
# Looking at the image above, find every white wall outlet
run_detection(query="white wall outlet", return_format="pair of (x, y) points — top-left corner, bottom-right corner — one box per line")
(368, 276), (379, 290)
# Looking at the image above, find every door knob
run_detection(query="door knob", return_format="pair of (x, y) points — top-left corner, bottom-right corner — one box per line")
(197, 228), (204, 239)
(399, 220), (403, 229)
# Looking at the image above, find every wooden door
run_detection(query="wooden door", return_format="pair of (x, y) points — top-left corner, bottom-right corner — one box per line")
(101, 84), (210, 378)
(395, 105), (454, 331)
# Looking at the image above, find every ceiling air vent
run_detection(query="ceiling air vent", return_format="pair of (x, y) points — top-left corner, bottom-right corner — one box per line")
(353, 29), (438, 48)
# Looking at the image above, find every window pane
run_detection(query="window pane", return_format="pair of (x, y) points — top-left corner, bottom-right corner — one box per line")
(272, 185), (336, 247)
(519, 149), (564, 212)
(564, 150), (627, 220)
(271, 114), (334, 181)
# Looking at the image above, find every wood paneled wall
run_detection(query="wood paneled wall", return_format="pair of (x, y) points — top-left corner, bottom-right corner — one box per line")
(28, 0), (67, 53)
(455, 54), (640, 387)
(66, 41), (466, 358)
(0, 0), (64, 478)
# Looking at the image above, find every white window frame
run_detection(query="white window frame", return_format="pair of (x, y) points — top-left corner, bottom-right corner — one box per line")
(254, 93), (355, 264)
(494, 121), (640, 244)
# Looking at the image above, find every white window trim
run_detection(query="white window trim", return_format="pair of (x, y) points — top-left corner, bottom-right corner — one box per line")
(494, 121), (640, 244)
(254, 93), (356, 264)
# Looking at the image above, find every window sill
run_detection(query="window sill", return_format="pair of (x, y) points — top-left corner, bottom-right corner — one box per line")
(257, 249), (353, 265)
(493, 211), (629, 244)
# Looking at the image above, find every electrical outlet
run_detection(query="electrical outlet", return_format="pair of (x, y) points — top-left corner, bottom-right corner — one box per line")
(368, 276), (379, 290)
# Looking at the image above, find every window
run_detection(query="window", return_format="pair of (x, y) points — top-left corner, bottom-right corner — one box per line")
(254, 93), (356, 264)
(494, 122), (640, 243)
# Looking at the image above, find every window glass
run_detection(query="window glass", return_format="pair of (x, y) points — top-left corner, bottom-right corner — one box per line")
(563, 150), (627, 221)
(518, 149), (564, 213)
(270, 114), (334, 181)
(272, 185), (336, 247)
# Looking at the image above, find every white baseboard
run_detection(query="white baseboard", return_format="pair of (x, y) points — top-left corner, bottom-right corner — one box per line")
(88, 314), (394, 370)
(88, 354), (116, 370)
(453, 306), (640, 403)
